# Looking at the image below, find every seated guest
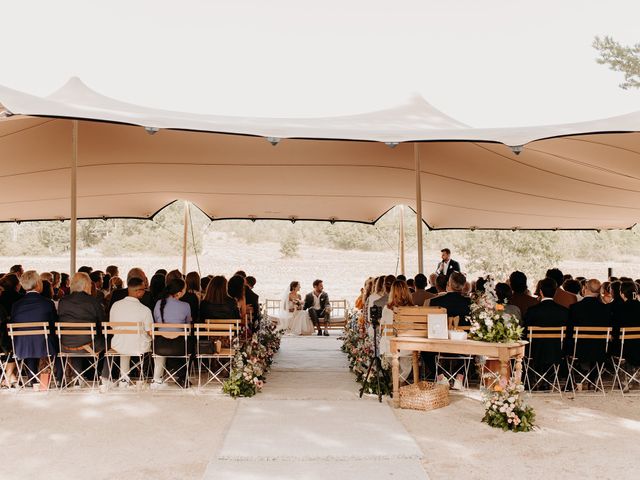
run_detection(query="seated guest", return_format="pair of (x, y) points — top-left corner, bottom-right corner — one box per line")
(508, 271), (538, 318)
(425, 274), (448, 306)
(244, 274), (262, 327)
(41, 280), (54, 301)
(495, 282), (521, 324)
(381, 280), (413, 381)
(200, 275), (211, 294)
(614, 282), (640, 380)
(426, 273), (438, 294)
(181, 271), (201, 321)
(152, 278), (191, 388)
(0, 274), (24, 315)
(57, 273), (110, 383)
(429, 272), (471, 325)
(412, 273), (432, 306)
(60, 273), (70, 296)
(10, 271), (58, 385)
(600, 281), (613, 304)
(228, 275), (249, 327)
(166, 269), (184, 283)
(406, 278), (415, 293)
(108, 268), (153, 312)
(200, 276), (241, 321)
(373, 275), (396, 308)
(547, 268), (577, 309)
(0, 302), (18, 387)
(110, 277), (153, 386)
(89, 271), (105, 307)
(106, 265), (119, 279)
(149, 273), (166, 307)
(563, 279), (582, 300)
(568, 279), (611, 381)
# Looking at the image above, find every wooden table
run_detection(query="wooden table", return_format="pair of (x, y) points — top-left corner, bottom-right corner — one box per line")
(390, 336), (527, 407)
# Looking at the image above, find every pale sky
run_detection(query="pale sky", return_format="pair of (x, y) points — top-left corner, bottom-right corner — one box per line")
(1, 0), (639, 127)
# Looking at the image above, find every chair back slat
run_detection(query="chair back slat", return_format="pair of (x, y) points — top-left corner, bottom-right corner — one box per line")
(393, 306), (445, 338)
(152, 323), (190, 339)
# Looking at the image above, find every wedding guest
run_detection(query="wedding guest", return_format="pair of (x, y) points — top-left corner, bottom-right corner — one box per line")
(149, 273), (166, 306)
(373, 275), (396, 308)
(181, 271), (200, 321)
(508, 271), (538, 318)
(108, 268), (153, 312)
(9, 264), (24, 278)
(10, 271), (58, 385)
(243, 274), (261, 327)
(60, 273), (70, 296)
(152, 278), (191, 388)
(101, 273), (111, 294)
(57, 272), (110, 383)
(406, 278), (416, 293)
(495, 282), (522, 324)
(381, 280), (414, 381)
(106, 265), (119, 280)
(426, 273), (438, 294)
(51, 271), (63, 300)
(200, 275), (211, 293)
(412, 273), (432, 306)
(364, 276), (384, 322)
(563, 279), (582, 301)
(424, 274), (448, 306)
(155, 269), (168, 276)
(78, 266), (93, 275)
(303, 279), (331, 336)
(430, 272), (471, 326)
(547, 268), (578, 309)
(41, 280), (54, 301)
(614, 282), (640, 381)
(359, 277), (374, 311)
(600, 281), (613, 304)
(109, 277), (153, 386)
(228, 275), (248, 327)
(199, 276), (241, 321)
(0, 302), (18, 387)
(567, 279), (611, 384)
(89, 271), (106, 308)
(40, 272), (53, 284)
(0, 274), (23, 314)
(523, 278), (568, 388)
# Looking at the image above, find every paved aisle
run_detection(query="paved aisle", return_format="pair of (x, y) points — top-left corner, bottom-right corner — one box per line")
(203, 335), (428, 480)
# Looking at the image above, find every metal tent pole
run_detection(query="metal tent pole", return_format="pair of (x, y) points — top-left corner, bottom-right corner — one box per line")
(182, 201), (189, 273)
(399, 205), (405, 276)
(70, 120), (78, 274)
(414, 143), (424, 274)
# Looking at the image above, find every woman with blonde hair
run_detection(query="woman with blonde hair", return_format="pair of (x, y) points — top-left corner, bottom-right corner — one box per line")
(387, 280), (414, 309)
(380, 279), (413, 382)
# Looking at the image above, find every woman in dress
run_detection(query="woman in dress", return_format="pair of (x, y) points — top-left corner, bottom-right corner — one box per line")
(281, 281), (314, 335)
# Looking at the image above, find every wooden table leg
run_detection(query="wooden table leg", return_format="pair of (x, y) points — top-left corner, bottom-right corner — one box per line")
(412, 351), (420, 384)
(499, 351), (509, 383)
(514, 354), (523, 385)
(392, 350), (400, 407)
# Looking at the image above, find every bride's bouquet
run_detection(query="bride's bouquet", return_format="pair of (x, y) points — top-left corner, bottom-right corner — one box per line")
(468, 276), (522, 344)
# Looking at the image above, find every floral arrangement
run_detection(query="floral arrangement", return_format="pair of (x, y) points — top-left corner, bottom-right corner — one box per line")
(468, 276), (523, 343)
(340, 312), (392, 395)
(223, 318), (284, 398)
(482, 379), (536, 432)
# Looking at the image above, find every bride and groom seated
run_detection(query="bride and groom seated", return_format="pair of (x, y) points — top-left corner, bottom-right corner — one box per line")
(279, 279), (331, 336)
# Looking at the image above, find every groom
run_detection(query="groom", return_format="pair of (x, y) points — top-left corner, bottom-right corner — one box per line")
(303, 279), (330, 336)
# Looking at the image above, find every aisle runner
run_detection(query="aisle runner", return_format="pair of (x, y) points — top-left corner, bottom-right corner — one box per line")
(204, 335), (428, 480)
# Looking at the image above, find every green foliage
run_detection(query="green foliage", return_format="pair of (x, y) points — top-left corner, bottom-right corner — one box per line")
(593, 35), (640, 90)
(279, 234), (300, 258)
(482, 382), (536, 432)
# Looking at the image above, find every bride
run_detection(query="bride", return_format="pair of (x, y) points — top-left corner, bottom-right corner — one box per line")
(279, 281), (314, 335)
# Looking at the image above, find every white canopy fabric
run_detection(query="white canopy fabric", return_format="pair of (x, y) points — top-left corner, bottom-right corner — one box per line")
(1, 78), (639, 229)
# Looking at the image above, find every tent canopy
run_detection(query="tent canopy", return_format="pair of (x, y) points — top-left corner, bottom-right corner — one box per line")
(1, 78), (639, 229)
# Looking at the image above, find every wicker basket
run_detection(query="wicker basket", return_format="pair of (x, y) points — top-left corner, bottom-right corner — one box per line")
(399, 381), (450, 411)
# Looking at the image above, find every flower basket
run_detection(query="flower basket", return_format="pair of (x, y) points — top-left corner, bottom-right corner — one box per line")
(399, 381), (449, 411)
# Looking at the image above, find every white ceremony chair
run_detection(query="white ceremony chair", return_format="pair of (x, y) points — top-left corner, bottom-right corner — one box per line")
(265, 299), (281, 318)
(524, 326), (565, 394)
(55, 322), (101, 390)
(328, 300), (349, 331)
(151, 323), (191, 390)
(195, 321), (238, 389)
(103, 321), (149, 386)
(612, 326), (640, 396)
(8, 322), (57, 390)
(0, 350), (8, 387)
(566, 326), (611, 396)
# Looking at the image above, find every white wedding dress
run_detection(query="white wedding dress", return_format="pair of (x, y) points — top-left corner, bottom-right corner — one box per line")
(279, 294), (314, 336)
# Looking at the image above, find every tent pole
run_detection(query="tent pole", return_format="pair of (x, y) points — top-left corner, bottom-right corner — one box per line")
(70, 120), (78, 274)
(414, 143), (424, 274)
(399, 205), (405, 276)
(182, 201), (189, 274)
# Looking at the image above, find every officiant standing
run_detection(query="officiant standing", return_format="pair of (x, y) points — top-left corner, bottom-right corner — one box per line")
(435, 248), (460, 279)
(304, 279), (330, 337)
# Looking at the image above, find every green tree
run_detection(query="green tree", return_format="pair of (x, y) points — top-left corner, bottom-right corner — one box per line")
(593, 36), (640, 89)
(280, 234), (300, 258)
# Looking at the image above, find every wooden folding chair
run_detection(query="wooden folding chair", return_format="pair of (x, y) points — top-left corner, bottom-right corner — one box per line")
(151, 323), (191, 389)
(328, 300), (349, 331)
(55, 322), (101, 390)
(566, 326), (611, 396)
(265, 299), (281, 318)
(195, 322), (238, 389)
(612, 327), (640, 395)
(392, 306), (441, 382)
(103, 321), (149, 387)
(524, 326), (565, 394)
(8, 322), (57, 390)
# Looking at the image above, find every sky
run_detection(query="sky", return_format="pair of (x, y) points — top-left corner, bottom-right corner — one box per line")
(1, 0), (639, 127)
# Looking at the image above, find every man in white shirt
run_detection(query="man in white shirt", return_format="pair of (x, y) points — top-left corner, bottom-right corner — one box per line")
(435, 248), (461, 279)
(109, 277), (153, 386)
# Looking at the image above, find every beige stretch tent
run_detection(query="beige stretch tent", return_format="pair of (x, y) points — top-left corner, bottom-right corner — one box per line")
(1, 78), (640, 270)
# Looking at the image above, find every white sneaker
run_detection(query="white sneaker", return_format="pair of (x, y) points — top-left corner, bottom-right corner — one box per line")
(452, 378), (465, 391)
(99, 378), (113, 393)
(436, 375), (449, 386)
(150, 380), (168, 390)
(118, 378), (131, 389)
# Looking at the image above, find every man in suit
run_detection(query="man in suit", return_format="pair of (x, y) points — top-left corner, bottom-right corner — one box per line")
(430, 272), (471, 325)
(568, 279), (611, 386)
(435, 248), (460, 279)
(412, 273), (433, 306)
(523, 278), (568, 387)
(245, 276), (261, 330)
(303, 279), (330, 336)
